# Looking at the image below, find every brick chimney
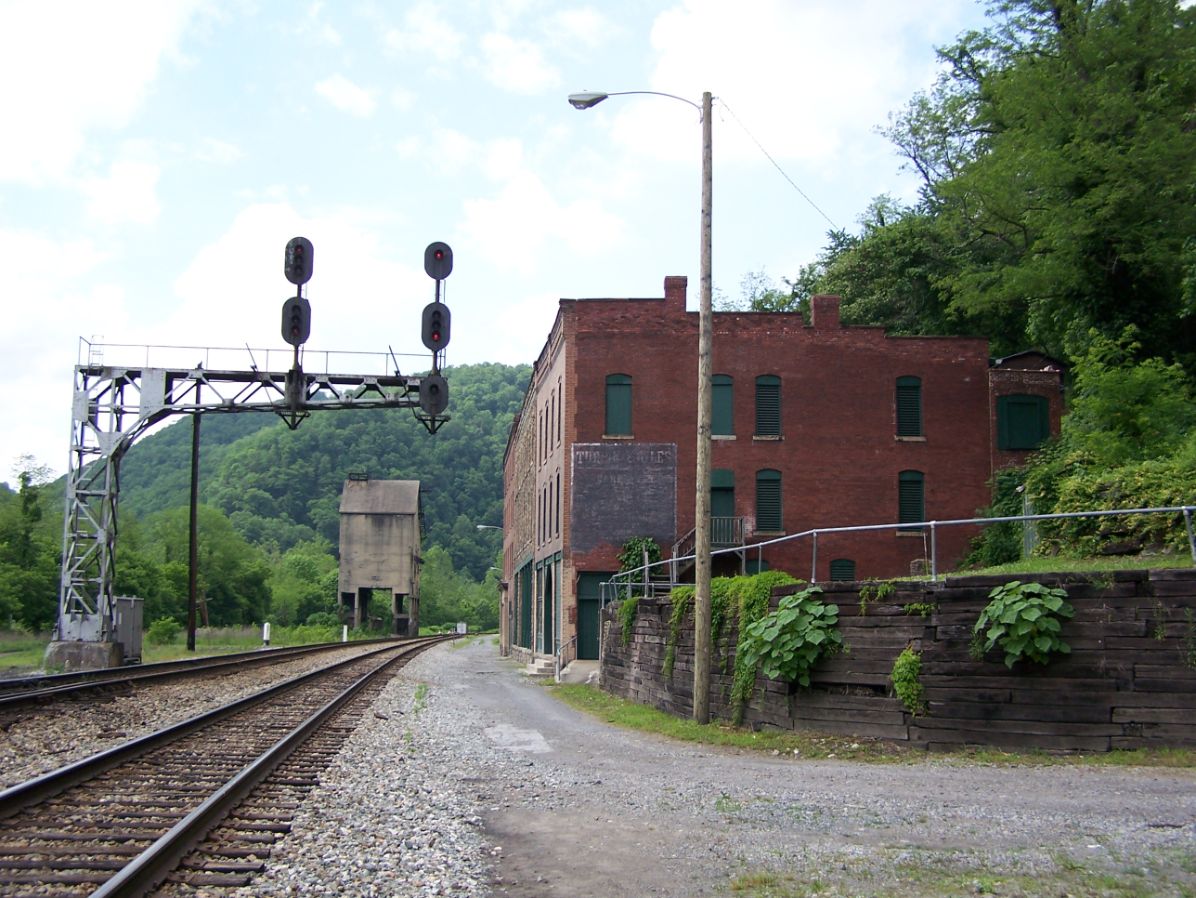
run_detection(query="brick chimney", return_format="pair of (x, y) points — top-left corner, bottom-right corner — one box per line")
(810, 294), (841, 329)
(664, 275), (688, 310)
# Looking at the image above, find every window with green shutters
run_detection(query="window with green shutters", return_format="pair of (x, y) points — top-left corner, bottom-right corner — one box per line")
(755, 468), (782, 532)
(755, 375), (781, 436)
(829, 558), (856, 581)
(712, 374), (733, 435)
(896, 376), (922, 437)
(604, 373), (632, 436)
(997, 394), (1049, 450)
(898, 470), (924, 531)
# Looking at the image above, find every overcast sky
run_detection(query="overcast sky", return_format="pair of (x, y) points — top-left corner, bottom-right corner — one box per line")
(0, 0), (992, 482)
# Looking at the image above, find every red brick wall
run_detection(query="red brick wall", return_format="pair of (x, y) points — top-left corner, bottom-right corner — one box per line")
(561, 282), (1002, 581)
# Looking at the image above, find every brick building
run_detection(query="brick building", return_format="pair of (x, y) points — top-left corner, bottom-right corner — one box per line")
(499, 276), (1063, 666)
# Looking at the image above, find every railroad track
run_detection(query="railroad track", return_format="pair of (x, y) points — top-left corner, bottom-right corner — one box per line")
(0, 638), (404, 710)
(0, 635), (450, 897)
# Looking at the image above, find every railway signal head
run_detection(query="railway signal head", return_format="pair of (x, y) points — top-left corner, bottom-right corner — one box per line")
(284, 237), (314, 286)
(420, 374), (449, 416)
(424, 242), (453, 281)
(282, 296), (311, 346)
(421, 301), (450, 352)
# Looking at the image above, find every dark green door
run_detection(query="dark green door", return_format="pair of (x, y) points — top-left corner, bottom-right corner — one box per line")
(576, 572), (612, 660)
(519, 564), (532, 648)
(542, 564), (555, 654)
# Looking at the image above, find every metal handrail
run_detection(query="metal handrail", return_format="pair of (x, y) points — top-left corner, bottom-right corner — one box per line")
(554, 635), (578, 682)
(608, 505), (1196, 592)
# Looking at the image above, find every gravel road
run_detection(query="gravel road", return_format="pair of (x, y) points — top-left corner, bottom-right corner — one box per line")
(228, 637), (1196, 898)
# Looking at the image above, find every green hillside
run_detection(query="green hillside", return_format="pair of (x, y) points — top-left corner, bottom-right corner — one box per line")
(120, 362), (530, 580)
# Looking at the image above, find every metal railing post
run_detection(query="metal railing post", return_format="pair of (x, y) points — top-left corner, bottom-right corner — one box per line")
(811, 531), (818, 582)
(1185, 507), (1196, 566)
(930, 522), (938, 580)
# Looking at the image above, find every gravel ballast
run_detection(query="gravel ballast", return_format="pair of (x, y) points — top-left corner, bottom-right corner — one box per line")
(230, 638), (1195, 898)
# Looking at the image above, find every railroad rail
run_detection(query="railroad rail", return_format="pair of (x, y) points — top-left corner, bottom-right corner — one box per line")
(0, 638), (403, 710)
(0, 634), (451, 896)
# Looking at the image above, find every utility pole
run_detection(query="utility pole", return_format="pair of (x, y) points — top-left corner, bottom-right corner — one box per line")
(693, 90), (714, 724)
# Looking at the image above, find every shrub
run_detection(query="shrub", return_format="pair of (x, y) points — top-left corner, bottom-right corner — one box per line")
(890, 646), (926, 715)
(738, 585), (842, 689)
(971, 581), (1075, 668)
(145, 617), (182, 645)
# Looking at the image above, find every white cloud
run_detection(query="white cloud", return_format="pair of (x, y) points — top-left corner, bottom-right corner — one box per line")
(0, 0), (203, 184)
(384, 3), (465, 63)
(0, 228), (126, 478)
(641, 0), (977, 166)
(195, 138), (244, 165)
(315, 74), (377, 117)
(461, 169), (624, 277)
(480, 33), (561, 94)
(81, 159), (162, 225)
(155, 203), (422, 364)
(542, 8), (618, 49)
(296, 2), (342, 46)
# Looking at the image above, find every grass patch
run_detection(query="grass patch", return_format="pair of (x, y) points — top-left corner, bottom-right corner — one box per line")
(549, 683), (914, 762)
(412, 682), (429, 713)
(549, 683), (1196, 768)
(728, 851), (1191, 898)
(0, 625), (388, 676)
(954, 554), (1193, 577)
(0, 632), (52, 674)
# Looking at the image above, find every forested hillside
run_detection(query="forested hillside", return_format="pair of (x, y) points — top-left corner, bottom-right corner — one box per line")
(122, 362), (529, 579)
(0, 363), (529, 632)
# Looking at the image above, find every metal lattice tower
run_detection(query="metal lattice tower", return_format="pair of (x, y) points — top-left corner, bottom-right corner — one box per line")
(56, 341), (442, 643)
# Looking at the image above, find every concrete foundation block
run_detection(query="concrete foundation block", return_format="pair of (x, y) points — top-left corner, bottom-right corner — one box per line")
(43, 640), (124, 672)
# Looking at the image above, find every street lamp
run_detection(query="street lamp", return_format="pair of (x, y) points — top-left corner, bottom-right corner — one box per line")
(569, 87), (715, 725)
(476, 524), (503, 531)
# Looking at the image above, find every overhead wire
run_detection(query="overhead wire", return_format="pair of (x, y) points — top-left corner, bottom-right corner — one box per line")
(717, 97), (841, 231)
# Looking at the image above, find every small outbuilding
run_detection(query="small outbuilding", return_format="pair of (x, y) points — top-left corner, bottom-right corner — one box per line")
(337, 476), (422, 636)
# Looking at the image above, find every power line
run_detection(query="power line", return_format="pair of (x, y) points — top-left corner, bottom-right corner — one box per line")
(717, 98), (840, 231)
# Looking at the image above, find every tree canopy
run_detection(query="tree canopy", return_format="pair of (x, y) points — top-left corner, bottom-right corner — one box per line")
(799, 0), (1196, 365)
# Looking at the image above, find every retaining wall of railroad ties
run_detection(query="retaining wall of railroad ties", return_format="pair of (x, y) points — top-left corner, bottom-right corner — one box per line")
(599, 569), (1196, 751)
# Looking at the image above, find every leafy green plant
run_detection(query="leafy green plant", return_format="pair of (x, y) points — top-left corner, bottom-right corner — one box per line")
(971, 581), (1075, 668)
(857, 580), (896, 616)
(662, 587), (693, 678)
(617, 536), (661, 575)
(738, 585), (842, 690)
(890, 646), (927, 715)
(906, 601), (938, 619)
(617, 595), (640, 646)
(145, 616), (182, 645)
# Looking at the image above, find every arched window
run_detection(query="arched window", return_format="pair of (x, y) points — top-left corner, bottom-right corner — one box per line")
(755, 469), (782, 532)
(896, 376), (922, 437)
(755, 375), (781, 436)
(604, 374), (632, 436)
(712, 374), (733, 435)
(829, 559), (856, 581)
(898, 470), (924, 531)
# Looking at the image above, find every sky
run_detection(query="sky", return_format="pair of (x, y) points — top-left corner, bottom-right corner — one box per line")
(0, 0), (994, 482)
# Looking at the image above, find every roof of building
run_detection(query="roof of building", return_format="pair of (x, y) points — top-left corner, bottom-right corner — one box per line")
(339, 479), (421, 515)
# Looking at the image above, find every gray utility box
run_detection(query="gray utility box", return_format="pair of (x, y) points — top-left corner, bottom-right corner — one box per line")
(114, 596), (144, 664)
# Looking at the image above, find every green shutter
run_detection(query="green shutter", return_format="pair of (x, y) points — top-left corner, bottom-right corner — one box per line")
(896, 376), (922, 437)
(755, 375), (781, 436)
(712, 374), (733, 435)
(605, 374), (632, 435)
(898, 470), (924, 531)
(997, 394), (1049, 450)
(756, 469), (782, 531)
(829, 558), (856, 581)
